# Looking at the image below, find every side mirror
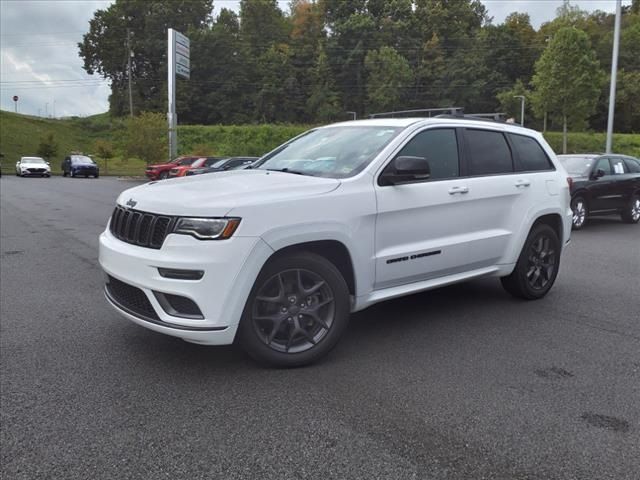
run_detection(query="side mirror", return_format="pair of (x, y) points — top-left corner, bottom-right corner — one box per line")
(380, 156), (431, 186)
(592, 168), (605, 180)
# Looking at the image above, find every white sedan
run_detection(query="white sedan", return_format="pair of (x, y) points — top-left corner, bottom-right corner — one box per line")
(15, 157), (51, 177)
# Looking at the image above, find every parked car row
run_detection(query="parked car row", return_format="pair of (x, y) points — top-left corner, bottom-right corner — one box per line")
(146, 155), (259, 180)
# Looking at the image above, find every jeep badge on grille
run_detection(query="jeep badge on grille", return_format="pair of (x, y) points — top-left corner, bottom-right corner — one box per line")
(126, 198), (137, 208)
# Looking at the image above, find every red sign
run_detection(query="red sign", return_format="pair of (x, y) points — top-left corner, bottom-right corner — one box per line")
(13, 95), (18, 102)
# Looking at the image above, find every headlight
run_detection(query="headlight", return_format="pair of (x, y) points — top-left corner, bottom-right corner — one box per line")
(173, 217), (241, 240)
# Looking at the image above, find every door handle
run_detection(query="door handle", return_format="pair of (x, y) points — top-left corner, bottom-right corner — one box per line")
(515, 180), (531, 188)
(448, 186), (469, 195)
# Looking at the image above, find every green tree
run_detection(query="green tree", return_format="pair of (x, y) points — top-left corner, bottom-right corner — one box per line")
(532, 27), (604, 152)
(94, 139), (115, 174)
(306, 47), (341, 122)
(79, 0), (213, 116)
(125, 112), (167, 164)
(37, 133), (57, 161)
(497, 80), (531, 126)
(365, 47), (413, 113)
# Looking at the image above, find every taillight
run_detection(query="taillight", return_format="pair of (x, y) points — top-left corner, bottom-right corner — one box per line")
(566, 177), (573, 190)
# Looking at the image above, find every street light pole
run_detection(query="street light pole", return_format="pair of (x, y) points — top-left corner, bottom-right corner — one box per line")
(605, 0), (622, 154)
(513, 95), (525, 127)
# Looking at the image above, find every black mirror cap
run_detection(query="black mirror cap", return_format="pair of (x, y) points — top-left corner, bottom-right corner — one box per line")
(592, 168), (606, 179)
(396, 156), (430, 175)
(380, 156), (431, 185)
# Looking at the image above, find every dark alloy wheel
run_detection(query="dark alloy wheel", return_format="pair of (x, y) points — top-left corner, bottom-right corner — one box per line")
(238, 252), (350, 367)
(501, 224), (561, 300)
(621, 194), (640, 224)
(159, 171), (169, 180)
(571, 196), (587, 230)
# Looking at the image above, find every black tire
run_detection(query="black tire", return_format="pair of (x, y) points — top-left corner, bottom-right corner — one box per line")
(570, 196), (588, 230)
(501, 224), (561, 300)
(238, 252), (350, 367)
(620, 194), (640, 224)
(159, 171), (169, 180)
(94, 173), (99, 179)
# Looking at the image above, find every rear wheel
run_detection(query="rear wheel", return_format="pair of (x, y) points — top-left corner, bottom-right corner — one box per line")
(571, 196), (588, 230)
(620, 194), (640, 224)
(501, 224), (561, 300)
(238, 252), (350, 367)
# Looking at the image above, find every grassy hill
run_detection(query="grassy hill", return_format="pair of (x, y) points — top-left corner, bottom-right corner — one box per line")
(1, 109), (639, 176)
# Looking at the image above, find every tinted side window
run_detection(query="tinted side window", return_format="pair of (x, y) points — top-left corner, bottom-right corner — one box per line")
(396, 128), (459, 180)
(465, 129), (513, 175)
(624, 158), (640, 173)
(509, 134), (554, 172)
(595, 158), (612, 175)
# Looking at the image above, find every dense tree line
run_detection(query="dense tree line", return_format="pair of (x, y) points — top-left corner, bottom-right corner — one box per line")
(79, 0), (640, 132)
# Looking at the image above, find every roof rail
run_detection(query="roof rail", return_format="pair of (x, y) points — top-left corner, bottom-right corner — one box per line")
(369, 107), (464, 119)
(435, 112), (507, 123)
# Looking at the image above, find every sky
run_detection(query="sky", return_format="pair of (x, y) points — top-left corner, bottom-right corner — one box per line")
(0, 0), (632, 118)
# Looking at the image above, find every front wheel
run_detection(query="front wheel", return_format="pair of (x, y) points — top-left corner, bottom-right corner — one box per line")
(620, 194), (640, 224)
(501, 224), (561, 300)
(571, 196), (588, 230)
(159, 171), (169, 180)
(238, 252), (350, 367)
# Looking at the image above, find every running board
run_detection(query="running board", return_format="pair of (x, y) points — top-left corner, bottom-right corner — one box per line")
(354, 266), (501, 312)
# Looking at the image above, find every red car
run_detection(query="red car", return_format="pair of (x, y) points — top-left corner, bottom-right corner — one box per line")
(145, 156), (201, 180)
(168, 157), (221, 178)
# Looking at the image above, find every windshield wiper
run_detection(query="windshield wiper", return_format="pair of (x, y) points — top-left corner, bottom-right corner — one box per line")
(265, 168), (312, 176)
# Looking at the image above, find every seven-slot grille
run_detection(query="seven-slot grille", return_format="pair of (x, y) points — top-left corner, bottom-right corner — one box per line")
(109, 205), (175, 249)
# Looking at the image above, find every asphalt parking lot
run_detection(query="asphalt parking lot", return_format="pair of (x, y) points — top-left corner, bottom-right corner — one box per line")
(1, 175), (639, 479)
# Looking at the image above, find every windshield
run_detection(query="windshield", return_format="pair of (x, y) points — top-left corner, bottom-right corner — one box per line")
(23, 157), (46, 164)
(558, 156), (595, 176)
(256, 126), (402, 178)
(71, 156), (95, 165)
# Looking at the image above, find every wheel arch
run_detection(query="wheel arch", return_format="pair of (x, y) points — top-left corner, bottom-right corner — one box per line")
(262, 240), (357, 297)
(531, 213), (564, 241)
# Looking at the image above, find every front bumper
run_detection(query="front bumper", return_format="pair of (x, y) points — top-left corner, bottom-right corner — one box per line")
(99, 228), (273, 344)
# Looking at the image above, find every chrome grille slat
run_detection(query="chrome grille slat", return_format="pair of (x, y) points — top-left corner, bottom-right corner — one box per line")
(109, 206), (174, 249)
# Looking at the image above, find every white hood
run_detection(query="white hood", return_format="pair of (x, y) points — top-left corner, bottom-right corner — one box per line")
(117, 170), (341, 216)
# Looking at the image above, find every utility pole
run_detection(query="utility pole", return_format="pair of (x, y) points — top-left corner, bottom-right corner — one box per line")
(45, 102), (49, 117)
(127, 28), (134, 118)
(513, 96), (525, 127)
(53, 99), (56, 118)
(605, 0), (622, 154)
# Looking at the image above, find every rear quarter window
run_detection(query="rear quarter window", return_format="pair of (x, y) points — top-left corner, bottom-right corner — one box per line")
(509, 134), (554, 172)
(623, 158), (640, 173)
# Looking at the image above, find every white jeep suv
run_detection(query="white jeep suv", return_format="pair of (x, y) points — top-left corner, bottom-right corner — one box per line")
(100, 118), (572, 366)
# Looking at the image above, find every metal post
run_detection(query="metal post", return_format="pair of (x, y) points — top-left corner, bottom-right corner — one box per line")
(606, 0), (622, 154)
(45, 103), (48, 117)
(514, 95), (525, 126)
(167, 29), (177, 161)
(346, 111), (357, 121)
(127, 29), (134, 118)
